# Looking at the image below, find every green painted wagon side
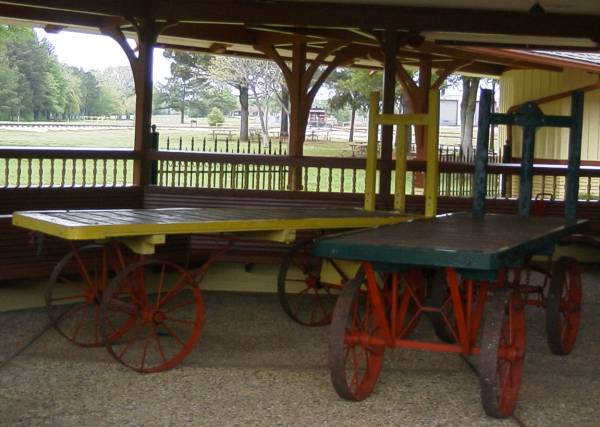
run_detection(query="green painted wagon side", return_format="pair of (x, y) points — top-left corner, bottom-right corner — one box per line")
(314, 212), (588, 277)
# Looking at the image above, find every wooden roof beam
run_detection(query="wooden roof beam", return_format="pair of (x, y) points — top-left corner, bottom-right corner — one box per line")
(417, 42), (563, 72)
(158, 1), (600, 41)
(4, 0), (600, 42)
(0, 2), (108, 27)
(0, 0), (140, 19)
(161, 23), (259, 46)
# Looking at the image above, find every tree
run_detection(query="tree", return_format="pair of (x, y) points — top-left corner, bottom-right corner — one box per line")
(460, 77), (480, 157)
(327, 68), (381, 142)
(157, 49), (212, 124)
(191, 86), (237, 117)
(0, 37), (20, 120)
(207, 107), (225, 126)
(0, 25), (127, 121)
(278, 84), (289, 137)
(209, 57), (282, 143)
(94, 66), (135, 118)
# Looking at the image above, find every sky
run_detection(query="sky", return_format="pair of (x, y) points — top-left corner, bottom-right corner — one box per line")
(35, 28), (172, 83)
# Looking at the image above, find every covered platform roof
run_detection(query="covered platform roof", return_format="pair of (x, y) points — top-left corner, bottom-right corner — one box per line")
(1, 1), (600, 77)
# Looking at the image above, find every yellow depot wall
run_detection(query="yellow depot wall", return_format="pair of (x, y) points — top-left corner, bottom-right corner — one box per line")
(500, 68), (600, 162)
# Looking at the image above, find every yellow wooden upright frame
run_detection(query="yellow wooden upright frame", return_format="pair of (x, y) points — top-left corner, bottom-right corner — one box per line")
(364, 89), (440, 217)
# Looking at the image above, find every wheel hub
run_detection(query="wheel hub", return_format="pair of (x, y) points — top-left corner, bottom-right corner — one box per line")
(83, 288), (99, 303)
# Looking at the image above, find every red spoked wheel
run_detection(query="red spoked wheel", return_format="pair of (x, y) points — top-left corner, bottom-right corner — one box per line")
(329, 269), (384, 401)
(278, 240), (344, 326)
(479, 290), (526, 418)
(546, 257), (582, 355)
(46, 244), (127, 347)
(99, 258), (204, 373)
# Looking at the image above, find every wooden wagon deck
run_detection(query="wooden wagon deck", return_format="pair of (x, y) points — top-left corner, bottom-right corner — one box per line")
(314, 212), (588, 271)
(13, 207), (417, 241)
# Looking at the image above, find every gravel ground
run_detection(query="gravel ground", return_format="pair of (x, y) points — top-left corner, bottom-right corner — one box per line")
(0, 266), (599, 427)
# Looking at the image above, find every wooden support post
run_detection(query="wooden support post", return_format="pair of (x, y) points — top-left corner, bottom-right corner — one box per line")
(364, 92), (380, 211)
(394, 124), (408, 213)
(565, 91), (584, 221)
(472, 89), (493, 216)
(257, 38), (353, 191)
(102, 18), (171, 187)
(518, 124), (537, 217)
(424, 89), (440, 217)
(379, 29), (398, 199)
(288, 41), (307, 190)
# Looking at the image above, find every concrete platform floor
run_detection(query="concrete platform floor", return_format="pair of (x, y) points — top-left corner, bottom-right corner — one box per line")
(1, 265), (599, 426)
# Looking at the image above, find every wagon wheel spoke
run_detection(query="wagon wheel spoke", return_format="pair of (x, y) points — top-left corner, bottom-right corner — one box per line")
(51, 294), (86, 303)
(163, 299), (196, 313)
(139, 328), (153, 371)
(152, 325), (168, 365)
(163, 315), (196, 326)
(159, 321), (185, 347)
(155, 264), (167, 309)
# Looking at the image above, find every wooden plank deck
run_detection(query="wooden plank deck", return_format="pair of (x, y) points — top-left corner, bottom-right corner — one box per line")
(12, 207), (419, 241)
(314, 213), (588, 271)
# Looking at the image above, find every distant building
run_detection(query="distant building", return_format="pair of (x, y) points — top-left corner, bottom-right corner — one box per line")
(308, 108), (327, 127)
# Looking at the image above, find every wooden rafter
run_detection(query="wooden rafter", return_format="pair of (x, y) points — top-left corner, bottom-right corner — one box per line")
(432, 59), (473, 89)
(303, 40), (347, 91)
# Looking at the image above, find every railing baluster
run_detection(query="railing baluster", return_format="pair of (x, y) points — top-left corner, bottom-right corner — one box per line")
(2, 159), (8, 188)
(303, 167), (309, 190)
(316, 168), (321, 192)
(80, 158), (87, 187)
(37, 159), (43, 188)
(267, 165), (273, 191)
(73, 159), (77, 187)
(61, 159), (66, 188)
(102, 158), (107, 187)
(586, 177), (592, 201)
(26, 158), (32, 188)
(92, 159), (98, 187)
(123, 159), (128, 186)
(15, 158), (22, 188)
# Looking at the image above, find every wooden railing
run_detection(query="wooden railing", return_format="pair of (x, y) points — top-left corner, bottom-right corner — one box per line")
(0, 147), (138, 188)
(149, 150), (600, 201)
(1, 147), (599, 202)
